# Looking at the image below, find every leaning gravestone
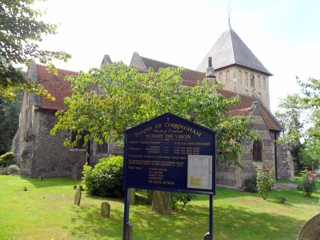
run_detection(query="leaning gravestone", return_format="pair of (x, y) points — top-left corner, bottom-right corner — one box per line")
(297, 213), (320, 240)
(73, 188), (82, 206)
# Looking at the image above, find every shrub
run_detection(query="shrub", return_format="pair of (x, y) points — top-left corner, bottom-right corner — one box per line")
(7, 164), (20, 175)
(82, 155), (124, 197)
(278, 195), (287, 204)
(298, 170), (319, 198)
(254, 163), (275, 200)
(0, 152), (15, 167)
(170, 192), (196, 210)
(243, 175), (258, 193)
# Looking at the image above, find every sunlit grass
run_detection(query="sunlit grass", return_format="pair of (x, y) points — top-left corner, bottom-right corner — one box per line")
(0, 175), (319, 239)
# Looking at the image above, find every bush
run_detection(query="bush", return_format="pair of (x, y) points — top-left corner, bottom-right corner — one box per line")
(7, 164), (20, 175)
(0, 152), (15, 167)
(82, 155), (124, 197)
(243, 175), (258, 193)
(170, 192), (196, 210)
(278, 195), (287, 204)
(298, 170), (319, 198)
(254, 163), (275, 200)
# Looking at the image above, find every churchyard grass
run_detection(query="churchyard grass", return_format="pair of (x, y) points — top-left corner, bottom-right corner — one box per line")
(0, 175), (319, 240)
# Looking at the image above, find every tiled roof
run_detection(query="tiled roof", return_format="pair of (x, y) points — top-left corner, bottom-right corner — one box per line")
(197, 28), (272, 76)
(135, 54), (280, 131)
(34, 54), (281, 132)
(36, 64), (77, 111)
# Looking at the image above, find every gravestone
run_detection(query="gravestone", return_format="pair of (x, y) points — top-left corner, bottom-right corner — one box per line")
(73, 188), (82, 206)
(297, 213), (320, 240)
(101, 202), (111, 218)
(204, 232), (211, 240)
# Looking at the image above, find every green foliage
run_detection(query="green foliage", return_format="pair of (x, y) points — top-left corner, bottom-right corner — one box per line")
(51, 63), (257, 163)
(0, 0), (71, 99)
(0, 93), (22, 154)
(0, 152), (15, 167)
(82, 155), (124, 197)
(275, 94), (305, 173)
(301, 137), (320, 170)
(297, 170), (319, 198)
(243, 175), (258, 193)
(7, 164), (20, 175)
(170, 192), (196, 210)
(254, 163), (275, 200)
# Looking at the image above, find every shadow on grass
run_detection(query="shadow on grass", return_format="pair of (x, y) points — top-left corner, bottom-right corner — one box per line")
(70, 204), (124, 239)
(67, 197), (306, 240)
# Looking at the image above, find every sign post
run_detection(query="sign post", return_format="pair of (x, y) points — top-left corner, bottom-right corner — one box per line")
(123, 113), (216, 240)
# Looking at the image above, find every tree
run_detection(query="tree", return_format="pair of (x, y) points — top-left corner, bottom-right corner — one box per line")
(51, 63), (256, 159)
(299, 78), (320, 137)
(275, 94), (305, 173)
(0, 0), (71, 99)
(0, 92), (22, 154)
(51, 63), (257, 214)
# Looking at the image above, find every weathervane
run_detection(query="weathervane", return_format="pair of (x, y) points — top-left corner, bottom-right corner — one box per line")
(228, 4), (232, 29)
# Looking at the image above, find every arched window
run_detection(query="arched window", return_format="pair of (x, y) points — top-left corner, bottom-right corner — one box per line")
(250, 74), (255, 88)
(252, 140), (263, 162)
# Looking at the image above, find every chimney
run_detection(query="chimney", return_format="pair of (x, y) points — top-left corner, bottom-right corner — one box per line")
(206, 57), (216, 86)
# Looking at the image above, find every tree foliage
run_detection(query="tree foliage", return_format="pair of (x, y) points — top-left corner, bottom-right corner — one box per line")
(0, 92), (22, 154)
(51, 63), (257, 163)
(0, 0), (71, 98)
(275, 94), (305, 172)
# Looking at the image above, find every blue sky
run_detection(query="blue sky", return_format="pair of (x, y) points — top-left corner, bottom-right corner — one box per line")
(37, 0), (320, 112)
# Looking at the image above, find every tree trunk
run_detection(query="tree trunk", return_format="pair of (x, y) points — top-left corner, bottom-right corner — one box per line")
(152, 191), (171, 215)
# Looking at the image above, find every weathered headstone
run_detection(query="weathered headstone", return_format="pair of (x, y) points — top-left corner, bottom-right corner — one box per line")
(204, 232), (211, 240)
(151, 191), (171, 215)
(73, 188), (82, 206)
(72, 164), (81, 180)
(297, 213), (320, 240)
(101, 202), (110, 218)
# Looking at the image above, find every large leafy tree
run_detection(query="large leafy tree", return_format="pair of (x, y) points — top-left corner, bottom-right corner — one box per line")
(275, 94), (305, 173)
(0, 0), (71, 99)
(299, 78), (320, 137)
(51, 63), (257, 214)
(51, 63), (257, 162)
(0, 91), (22, 154)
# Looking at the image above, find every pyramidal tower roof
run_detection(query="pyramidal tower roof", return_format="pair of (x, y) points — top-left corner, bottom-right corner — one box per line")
(197, 26), (272, 76)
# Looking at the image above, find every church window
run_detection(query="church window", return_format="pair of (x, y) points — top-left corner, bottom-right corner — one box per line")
(245, 72), (248, 86)
(97, 142), (108, 154)
(250, 74), (255, 88)
(70, 131), (86, 149)
(252, 140), (263, 162)
(226, 70), (230, 84)
(238, 70), (242, 84)
(257, 75), (261, 89)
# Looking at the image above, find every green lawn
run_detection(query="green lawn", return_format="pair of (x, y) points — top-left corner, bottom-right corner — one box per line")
(0, 175), (319, 240)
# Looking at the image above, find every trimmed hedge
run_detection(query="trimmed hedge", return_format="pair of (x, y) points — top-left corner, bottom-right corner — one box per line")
(82, 155), (124, 197)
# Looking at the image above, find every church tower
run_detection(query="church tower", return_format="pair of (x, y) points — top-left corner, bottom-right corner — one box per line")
(197, 23), (272, 109)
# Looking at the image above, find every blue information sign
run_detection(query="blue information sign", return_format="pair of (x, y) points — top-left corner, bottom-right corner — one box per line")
(124, 112), (216, 194)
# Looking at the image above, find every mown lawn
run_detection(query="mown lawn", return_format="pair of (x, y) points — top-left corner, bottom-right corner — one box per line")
(0, 175), (319, 240)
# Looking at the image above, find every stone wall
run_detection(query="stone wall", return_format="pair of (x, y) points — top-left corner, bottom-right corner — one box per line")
(12, 93), (87, 178)
(216, 105), (276, 189)
(276, 142), (295, 181)
(31, 108), (86, 178)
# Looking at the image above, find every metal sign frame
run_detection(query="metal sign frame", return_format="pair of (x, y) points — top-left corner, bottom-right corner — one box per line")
(122, 113), (216, 240)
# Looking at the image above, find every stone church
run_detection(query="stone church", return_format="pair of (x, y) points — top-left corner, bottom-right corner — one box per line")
(12, 25), (294, 188)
